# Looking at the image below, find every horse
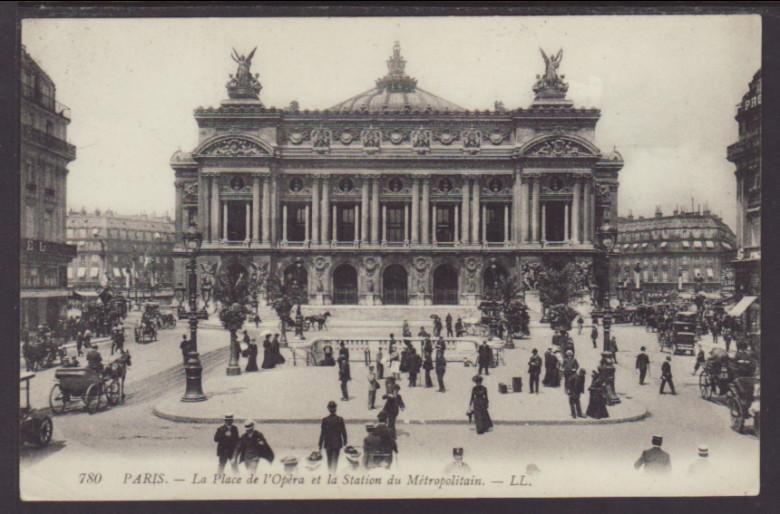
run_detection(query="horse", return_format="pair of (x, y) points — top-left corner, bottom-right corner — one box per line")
(104, 350), (132, 402)
(305, 311), (332, 331)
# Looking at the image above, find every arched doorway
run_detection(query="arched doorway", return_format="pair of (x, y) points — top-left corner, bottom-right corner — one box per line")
(433, 265), (459, 305)
(382, 265), (408, 305)
(333, 264), (358, 305)
(483, 262), (508, 300)
(283, 262), (308, 304)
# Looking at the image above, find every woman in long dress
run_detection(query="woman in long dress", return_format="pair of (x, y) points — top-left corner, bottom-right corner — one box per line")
(243, 338), (259, 372)
(585, 371), (609, 419)
(261, 333), (275, 369)
(469, 375), (493, 434)
(272, 334), (285, 366)
(549, 350), (561, 387)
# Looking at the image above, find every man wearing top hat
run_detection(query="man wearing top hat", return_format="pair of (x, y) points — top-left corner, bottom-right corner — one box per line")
(634, 435), (671, 474)
(319, 401), (348, 472)
(660, 355), (676, 395)
(214, 414), (239, 473)
(635, 346), (650, 385)
(233, 420), (274, 474)
(561, 350), (579, 394)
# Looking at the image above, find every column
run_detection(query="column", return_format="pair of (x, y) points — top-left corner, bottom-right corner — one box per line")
(321, 175), (330, 244)
(583, 180), (592, 243)
(504, 204), (509, 243)
(354, 205), (360, 243)
(531, 177), (540, 242)
(404, 204), (410, 242)
(311, 176), (320, 245)
(371, 177), (380, 245)
(304, 204), (310, 243)
(411, 178), (419, 244)
(270, 175), (278, 244)
(520, 178), (529, 243)
(222, 202), (228, 241)
(382, 204), (387, 244)
(572, 180), (581, 244)
(512, 171), (520, 243)
(564, 203), (570, 242)
(261, 176), (271, 243)
(461, 178), (470, 244)
(245, 202), (251, 241)
(421, 176), (430, 244)
(332, 204), (338, 242)
(210, 176), (220, 242)
(197, 174), (206, 236)
(454, 205), (460, 243)
(470, 177), (480, 244)
(252, 176), (260, 242)
(481, 204), (487, 244)
(282, 204), (288, 243)
(431, 203), (437, 244)
(174, 183), (183, 237)
(361, 178), (369, 243)
(541, 203), (546, 243)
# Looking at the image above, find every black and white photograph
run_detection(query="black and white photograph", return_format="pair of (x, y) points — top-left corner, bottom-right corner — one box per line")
(16, 11), (761, 501)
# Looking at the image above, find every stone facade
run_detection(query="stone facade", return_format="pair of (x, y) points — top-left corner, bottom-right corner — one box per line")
(20, 46), (77, 331)
(171, 43), (623, 305)
(616, 208), (736, 296)
(66, 209), (175, 292)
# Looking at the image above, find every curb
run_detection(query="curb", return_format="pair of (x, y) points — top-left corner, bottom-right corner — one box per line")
(152, 405), (650, 427)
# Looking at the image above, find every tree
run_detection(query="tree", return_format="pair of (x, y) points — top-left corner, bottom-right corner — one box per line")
(484, 273), (530, 337)
(536, 258), (581, 330)
(265, 267), (307, 344)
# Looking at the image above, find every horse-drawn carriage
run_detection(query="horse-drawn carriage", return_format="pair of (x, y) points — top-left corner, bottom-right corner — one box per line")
(658, 311), (697, 355)
(49, 353), (130, 414)
(23, 332), (66, 371)
(728, 376), (760, 436)
(20, 372), (53, 447)
(698, 348), (759, 435)
(134, 319), (158, 343)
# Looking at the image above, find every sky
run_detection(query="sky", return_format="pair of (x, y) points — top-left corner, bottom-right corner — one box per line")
(22, 16), (760, 229)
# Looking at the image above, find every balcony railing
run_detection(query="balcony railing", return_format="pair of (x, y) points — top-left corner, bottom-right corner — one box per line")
(22, 84), (71, 120)
(22, 124), (76, 160)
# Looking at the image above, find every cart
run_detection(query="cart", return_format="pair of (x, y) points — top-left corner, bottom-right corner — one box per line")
(19, 372), (53, 447)
(659, 311), (697, 355)
(49, 367), (121, 415)
(134, 320), (158, 344)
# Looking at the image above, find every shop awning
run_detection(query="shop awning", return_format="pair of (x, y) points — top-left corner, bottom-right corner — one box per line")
(706, 240), (715, 249)
(660, 241), (668, 248)
(728, 296), (758, 317)
(722, 242), (733, 250)
(682, 241), (690, 248)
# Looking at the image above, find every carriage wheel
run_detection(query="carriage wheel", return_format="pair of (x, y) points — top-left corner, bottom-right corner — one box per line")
(105, 379), (121, 406)
(49, 384), (67, 414)
(35, 417), (53, 447)
(85, 384), (103, 414)
(729, 396), (744, 433)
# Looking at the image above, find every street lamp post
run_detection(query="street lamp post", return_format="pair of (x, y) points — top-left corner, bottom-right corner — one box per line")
(597, 221), (618, 353)
(181, 223), (206, 402)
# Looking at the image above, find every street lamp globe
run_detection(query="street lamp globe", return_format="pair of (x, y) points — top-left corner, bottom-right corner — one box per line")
(598, 220), (617, 253)
(182, 223), (203, 255)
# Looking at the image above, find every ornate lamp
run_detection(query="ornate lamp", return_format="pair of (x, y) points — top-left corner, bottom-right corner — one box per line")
(597, 220), (618, 353)
(181, 223), (206, 402)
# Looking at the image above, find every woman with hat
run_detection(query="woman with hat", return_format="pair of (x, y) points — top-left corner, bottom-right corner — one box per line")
(242, 338), (259, 372)
(261, 332), (274, 369)
(468, 375), (493, 434)
(585, 371), (609, 419)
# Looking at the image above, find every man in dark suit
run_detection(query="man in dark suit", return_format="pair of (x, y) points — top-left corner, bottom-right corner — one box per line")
(634, 435), (672, 473)
(408, 348), (422, 387)
(567, 369), (586, 418)
(233, 420), (274, 474)
(635, 346), (650, 385)
(528, 348), (542, 394)
(214, 414), (239, 473)
(477, 341), (493, 376)
(318, 401), (348, 472)
(435, 346), (447, 392)
(660, 356), (676, 395)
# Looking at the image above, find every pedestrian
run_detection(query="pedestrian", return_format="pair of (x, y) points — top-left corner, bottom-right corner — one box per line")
(84, 327), (92, 349)
(254, 313), (261, 329)
(242, 330), (250, 350)
(590, 323), (598, 349)
(693, 345), (706, 375)
(723, 328), (732, 353)
(367, 365), (380, 410)
(233, 420), (274, 474)
(338, 356), (351, 401)
(179, 334), (191, 364)
(318, 400), (348, 473)
(375, 345), (385, 380)
(635, 346), (650, 385)
(542, 348), (554, 387)
(585, 371), (609, 419)
(408, 348), (421, 387)
(433, 316), (442, 338)
(634, 435), (671, 474)
(468, 375), (493, 435)
(402, 320), (412, 339)
(477, 341), (493, 376)
(568, 368), (586, 418)
(418, 326), (430, 339)
(242, 338), (259, 372)
(261, 333), (274, 369)
(381, 381), (405, 432)
(435, 345), (447, 392)
(272, 333), (285, 366)
(338, 341), (350, 362)
(423, 344), (434, 388)
(76, 329), (84, 357)
(363, 412), (397, 469)
(214, 414), (239, 474)
(455, 317), (464, 337)
(443, 447), (472, 474)
(446, 313), (454, 338)
(687, 445), (710, 475)
(528, 348), (542, 394)
(561, 350), (579, 394)
(577, 315), (584, 335)
(388, 341), (401, 381)
(609, 335), (619, 364)
(660, 355), (676, 395)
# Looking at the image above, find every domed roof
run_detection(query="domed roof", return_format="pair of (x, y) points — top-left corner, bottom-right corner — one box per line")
(328, 42), (464, 114)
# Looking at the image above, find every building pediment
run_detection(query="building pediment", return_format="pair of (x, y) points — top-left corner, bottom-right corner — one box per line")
(193, 135), (274, 159)
(519, 135), (600, 158)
